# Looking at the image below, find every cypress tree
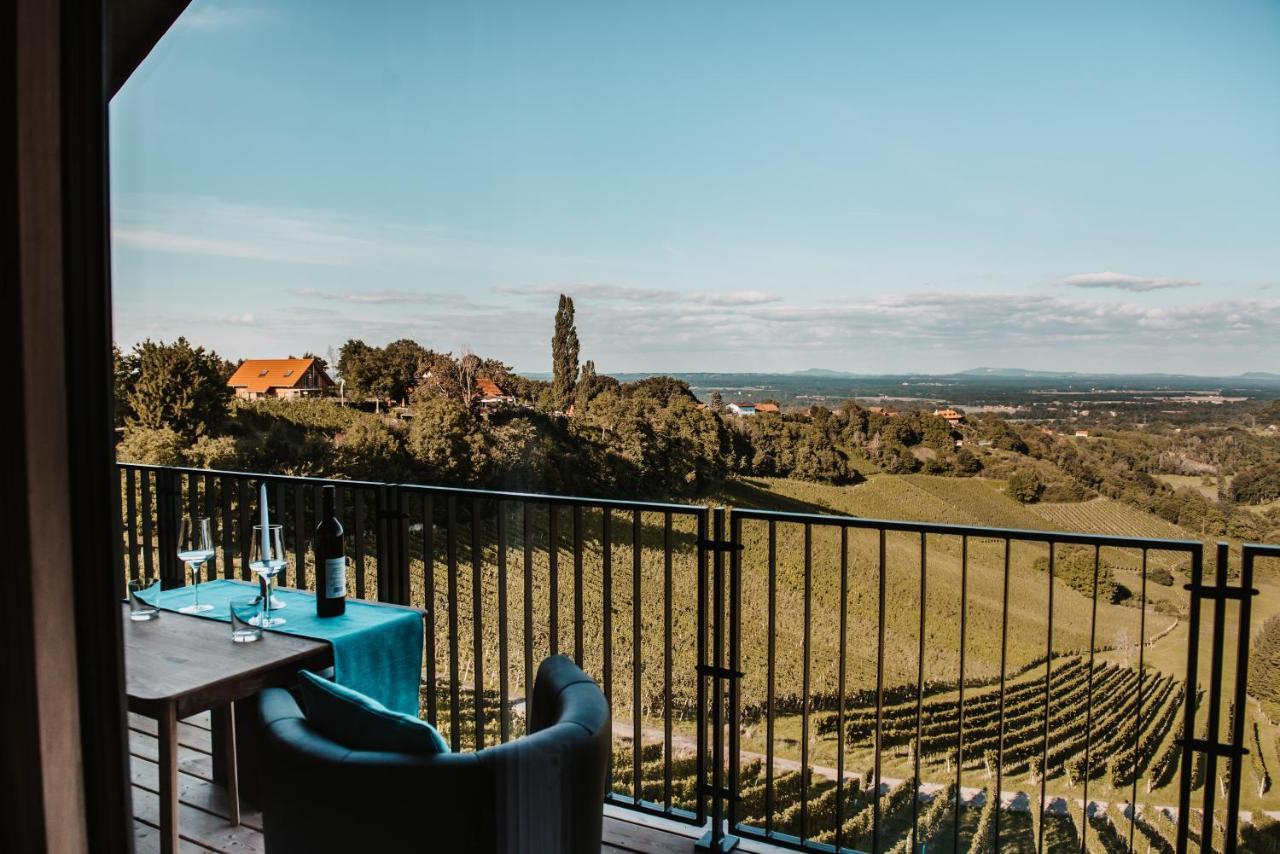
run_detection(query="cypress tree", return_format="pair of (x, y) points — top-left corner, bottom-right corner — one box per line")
(575, 359), (596, 415)
(551, 294), (580, 411)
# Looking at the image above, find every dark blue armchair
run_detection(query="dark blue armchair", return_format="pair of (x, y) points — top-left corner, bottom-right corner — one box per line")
(256, 655), (611, 853)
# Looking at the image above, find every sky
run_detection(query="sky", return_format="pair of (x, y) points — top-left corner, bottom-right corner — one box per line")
(109, 0), (1280, 375)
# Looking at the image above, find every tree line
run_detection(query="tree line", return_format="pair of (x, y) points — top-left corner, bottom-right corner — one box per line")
(111, 298), (1280, 532)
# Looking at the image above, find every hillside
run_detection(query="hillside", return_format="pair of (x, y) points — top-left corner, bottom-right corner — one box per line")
(713, 475), (1179, 711)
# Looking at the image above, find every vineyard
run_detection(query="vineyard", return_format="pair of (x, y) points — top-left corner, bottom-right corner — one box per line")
(605, 655), (1198, 849)
(1026, 497), (1194, 542)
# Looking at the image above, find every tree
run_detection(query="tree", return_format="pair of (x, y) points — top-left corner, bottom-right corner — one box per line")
(1007, 468), (1044, 503)
(125, 338), (231, 440)
(551, 294), (579, 411)
(117, 426), (187, 465)
(1252, 614), (1280, 721)
(113, 343), (135, 426)
(382, 339), (429, 404)
(406, 395), (487, 485)
(337, 338), (426, 404)
(574, 359), (597, 415)
(710, 391), (724, 414)
(336, 339), (378, 399)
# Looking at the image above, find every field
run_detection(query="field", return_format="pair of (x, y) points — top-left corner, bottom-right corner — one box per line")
(1154, 474), (1222, 503)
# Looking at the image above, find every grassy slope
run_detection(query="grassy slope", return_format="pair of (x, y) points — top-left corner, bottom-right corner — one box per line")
(718, 475), (1177, 706)
(724, 475), (1280, 820)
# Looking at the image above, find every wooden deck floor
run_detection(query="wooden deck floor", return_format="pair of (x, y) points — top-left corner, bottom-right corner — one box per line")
(126, 711), (783, 853)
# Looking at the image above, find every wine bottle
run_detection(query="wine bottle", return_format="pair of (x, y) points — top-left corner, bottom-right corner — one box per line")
(315, 485), (346, 617)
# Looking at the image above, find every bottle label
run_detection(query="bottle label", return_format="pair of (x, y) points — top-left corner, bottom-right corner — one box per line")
(324, 557), (346, 599)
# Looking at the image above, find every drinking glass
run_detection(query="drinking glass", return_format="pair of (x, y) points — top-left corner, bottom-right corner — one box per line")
(127, 579), (160, 621)
(177, 517), (215, 614)
(250, 524), (287, 628)
(229, 598), (262, 643)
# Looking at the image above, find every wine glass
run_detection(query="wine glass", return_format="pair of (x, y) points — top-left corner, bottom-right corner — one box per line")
(250, 524), (287, 628)
(177, 517), (216, 614)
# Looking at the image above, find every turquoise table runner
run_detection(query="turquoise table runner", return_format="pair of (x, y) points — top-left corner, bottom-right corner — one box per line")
(140, 579), (423, 716)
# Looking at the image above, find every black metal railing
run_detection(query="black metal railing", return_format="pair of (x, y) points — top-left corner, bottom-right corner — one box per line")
(116, 463), (1268, 854)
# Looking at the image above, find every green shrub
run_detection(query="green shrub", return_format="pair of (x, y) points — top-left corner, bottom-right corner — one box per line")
(1031, 547), (1122, 603)
(117, 426), (187, 466)
(1007, 469), (1044, 503)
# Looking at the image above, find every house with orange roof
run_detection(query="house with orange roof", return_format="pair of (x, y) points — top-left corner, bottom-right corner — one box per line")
(476, 376), (516, 409)
(227, 357), (335, 400)
(933, 407), (965, 426)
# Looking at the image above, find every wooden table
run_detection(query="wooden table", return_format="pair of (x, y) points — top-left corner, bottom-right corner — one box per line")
(122, 604), (332, 854)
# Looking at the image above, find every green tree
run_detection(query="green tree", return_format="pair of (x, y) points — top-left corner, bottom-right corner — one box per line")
(1252, 614), (1280, 721)
(335, 417), (406, 480)
(125, 338), (230, 440)
(574, 359), (597, 414)
(406, 396), (487, 484)
(336, 339), (377, 399)
(337, 338), (427, 404)
(113, 343), (135, 426)
(117, 426), (187, 465)
(551, 294), (580, 411)
(185, 434), (239, 469)
(1007, 468), (1044, 503)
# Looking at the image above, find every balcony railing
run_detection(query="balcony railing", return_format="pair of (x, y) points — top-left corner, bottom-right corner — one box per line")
(115, 463), (1272, 854)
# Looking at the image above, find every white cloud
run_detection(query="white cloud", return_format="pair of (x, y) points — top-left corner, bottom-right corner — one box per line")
(494, 283), (781, 307)
(1060, 271), (1202, 292)
(292, 288), (440, 305)
(111, 194), (595, 275)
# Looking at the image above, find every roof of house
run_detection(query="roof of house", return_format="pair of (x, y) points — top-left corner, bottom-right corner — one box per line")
(227, 358), (325, 394)
(476, 377), (506, 398)
(754, 402), (780, 413)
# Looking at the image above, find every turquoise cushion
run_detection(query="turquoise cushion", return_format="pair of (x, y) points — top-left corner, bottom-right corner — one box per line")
(298, 670), (448, 756)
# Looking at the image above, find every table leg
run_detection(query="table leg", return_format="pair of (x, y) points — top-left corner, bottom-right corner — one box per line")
(220, 701), (241, 826)
(158, 702), (179, 854)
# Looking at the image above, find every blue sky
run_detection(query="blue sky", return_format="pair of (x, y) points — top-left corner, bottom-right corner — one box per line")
(110, 0), (1280, 374)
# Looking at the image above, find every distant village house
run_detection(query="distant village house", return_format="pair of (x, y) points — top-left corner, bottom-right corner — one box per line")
(228, 358), (335, 400)
(933, 407), (965, 426)
(476, 377), (516, 410)
(726, 401), (780, 417)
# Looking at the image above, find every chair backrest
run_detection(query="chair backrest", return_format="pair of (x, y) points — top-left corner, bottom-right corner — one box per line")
(257, 654), (610, 854)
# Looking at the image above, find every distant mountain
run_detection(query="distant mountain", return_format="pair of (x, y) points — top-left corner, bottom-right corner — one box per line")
(1240, 372), (1280, 379)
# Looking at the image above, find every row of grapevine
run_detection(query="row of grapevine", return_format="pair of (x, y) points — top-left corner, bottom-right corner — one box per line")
(1130, 806), (1176, 854)
(1112, 680), (1184, 787)
(834, 657), (1090, 742)
(911, 663), (1131, 765)
(1255, 721), (1272, 796)
(968, 784), (999, 854)
(1086, 805), (1130, 854)
(887, 783), (957, 854)
(1063, 673), (1180, 784)
(810, 780), (915, 848)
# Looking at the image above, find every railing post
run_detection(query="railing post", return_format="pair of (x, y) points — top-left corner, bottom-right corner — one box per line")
(1175, 546), (1203, 854)
(155, 467), (183, 589)
(696, 506), (740, 852)
(375, 484), (408, 605)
